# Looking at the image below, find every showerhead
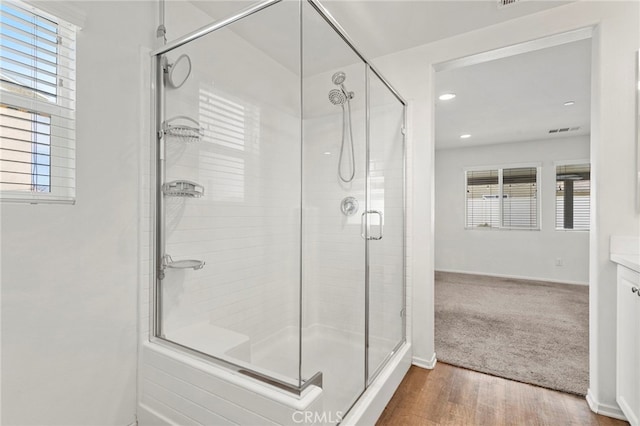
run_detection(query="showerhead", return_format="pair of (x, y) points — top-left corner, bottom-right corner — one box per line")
(332, 71), (346, 86)
(329, 88), (347, 105)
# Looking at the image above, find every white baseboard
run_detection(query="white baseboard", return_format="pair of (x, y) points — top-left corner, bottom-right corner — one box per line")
(586, 389), (627, 421)
(412, 352), (437, 369)
(435, 269), (588, 286)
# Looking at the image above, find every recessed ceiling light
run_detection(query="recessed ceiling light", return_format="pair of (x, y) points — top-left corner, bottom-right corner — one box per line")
(564, 101), (575, 106)
(460, 134), (471, 139)
(439, 93), (456, 101)
(323, 151), (332, 155)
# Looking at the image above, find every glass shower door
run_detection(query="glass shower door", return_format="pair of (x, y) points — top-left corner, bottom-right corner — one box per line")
(301, 0), (367, 419)
(366, 68), (405, 381)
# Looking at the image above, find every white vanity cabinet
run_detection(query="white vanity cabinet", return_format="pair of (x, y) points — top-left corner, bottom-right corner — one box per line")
(616, 262), (640, 426)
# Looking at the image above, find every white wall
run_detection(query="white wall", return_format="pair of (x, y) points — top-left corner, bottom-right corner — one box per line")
(370, 0), (639, 416)
(1, 1), (156, 424)
(435, 136), (590, 284)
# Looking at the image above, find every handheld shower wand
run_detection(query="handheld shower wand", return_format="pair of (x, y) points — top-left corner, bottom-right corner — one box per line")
(328, 71), (355, 183)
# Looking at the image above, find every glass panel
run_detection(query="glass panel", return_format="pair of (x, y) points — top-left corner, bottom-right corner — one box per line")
(158, 1), (302, 386)
(367, 69), (405, 379)
(301, 1), (366, 419)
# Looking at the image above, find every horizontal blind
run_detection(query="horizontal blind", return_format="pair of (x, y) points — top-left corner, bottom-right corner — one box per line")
(556, 164), (590, 230)
(502, 167), (538, 229)
(466, 169), (500, 228)
(466, 166), (539, 230)
(0, 0), (76, 203)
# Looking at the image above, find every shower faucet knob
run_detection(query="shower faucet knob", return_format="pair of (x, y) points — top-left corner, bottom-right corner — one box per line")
(341, 196), (359, 216)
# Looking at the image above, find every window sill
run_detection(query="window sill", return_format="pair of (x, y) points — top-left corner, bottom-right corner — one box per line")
(1, 194), (75, 205)
(465, 226), (541, 231)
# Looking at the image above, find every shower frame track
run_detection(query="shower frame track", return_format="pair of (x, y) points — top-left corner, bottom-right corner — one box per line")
(150, 0), (408, 398)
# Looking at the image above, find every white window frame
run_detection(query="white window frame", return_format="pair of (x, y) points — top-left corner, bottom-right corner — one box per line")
(0, 0), (80, 204)
(554, 159), (591, 232)
(464, 162), (542, 231)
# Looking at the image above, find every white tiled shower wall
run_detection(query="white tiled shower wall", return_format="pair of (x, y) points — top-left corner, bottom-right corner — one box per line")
(301, 62), (368, 336)
(141, 0), (302, 350)
(302, 71), (405, 349)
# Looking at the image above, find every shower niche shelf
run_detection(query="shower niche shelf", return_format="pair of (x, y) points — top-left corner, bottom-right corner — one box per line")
(163, 254), (205, 271)
(162, 180), (204, 198)
(162, 115), (204, 142)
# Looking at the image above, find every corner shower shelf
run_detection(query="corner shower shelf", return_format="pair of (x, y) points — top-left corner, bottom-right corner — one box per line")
(162, 115), (204, 143)
(162, 180), (204, 198)
(163, 254), (205, 271)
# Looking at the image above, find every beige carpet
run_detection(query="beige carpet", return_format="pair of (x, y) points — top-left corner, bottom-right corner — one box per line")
(435, 271), (589, 395)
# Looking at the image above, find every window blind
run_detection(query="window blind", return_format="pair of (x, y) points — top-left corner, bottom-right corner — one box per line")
(556, 163), (590, 230)
(0, 0), (76, 203)
(502, 167), (538, 229)
(466, 166), (539, 230)
(466, 169), (500, 228)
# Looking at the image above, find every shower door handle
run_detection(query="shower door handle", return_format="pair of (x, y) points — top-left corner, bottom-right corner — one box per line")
(370, 210), (383, 240)
(361, 210), (383, 240)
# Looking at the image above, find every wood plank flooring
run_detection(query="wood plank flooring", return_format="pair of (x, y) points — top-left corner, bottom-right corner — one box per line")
(376, 363), (628, 426)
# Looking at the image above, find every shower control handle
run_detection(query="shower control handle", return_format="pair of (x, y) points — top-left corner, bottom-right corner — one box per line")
(361, 210), (384, 240)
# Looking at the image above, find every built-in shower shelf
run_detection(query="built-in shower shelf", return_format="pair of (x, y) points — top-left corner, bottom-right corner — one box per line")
(162, 180), (204, 198)
(163, 254), (205, 271)
(162, 115), (204, 142)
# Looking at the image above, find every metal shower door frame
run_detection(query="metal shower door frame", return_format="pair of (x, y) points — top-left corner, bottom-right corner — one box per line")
(149, 0), (407, 398)
(305, 0), (408, 390)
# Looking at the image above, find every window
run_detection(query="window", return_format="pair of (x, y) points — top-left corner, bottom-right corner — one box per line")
(0, 0), (77, 203)
(466, 166), (539, 230)
(556, 163), (590, 230)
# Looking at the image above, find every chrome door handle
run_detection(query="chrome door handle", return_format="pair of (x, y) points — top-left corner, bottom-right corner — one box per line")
(369, 210), (383, 240)
(361, 210), (383, 240)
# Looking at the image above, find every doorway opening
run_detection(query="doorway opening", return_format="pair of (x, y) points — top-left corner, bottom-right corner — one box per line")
(433, 30), (592, 395)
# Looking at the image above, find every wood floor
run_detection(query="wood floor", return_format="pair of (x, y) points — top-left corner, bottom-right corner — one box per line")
(376, 363), (628, 426)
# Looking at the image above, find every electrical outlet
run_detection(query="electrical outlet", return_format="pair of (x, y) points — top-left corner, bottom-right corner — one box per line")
(555, 258), (564, 266)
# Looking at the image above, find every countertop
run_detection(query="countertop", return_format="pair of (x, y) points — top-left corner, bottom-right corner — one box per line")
(611, 253), (640, 273)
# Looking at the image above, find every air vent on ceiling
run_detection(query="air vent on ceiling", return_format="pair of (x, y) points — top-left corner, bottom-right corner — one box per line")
(497, 0), (521, 8)
(548, 126), (581, 134)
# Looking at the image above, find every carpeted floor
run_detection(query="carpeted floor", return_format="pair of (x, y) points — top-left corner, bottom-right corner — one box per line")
(435, 271), (589, 395)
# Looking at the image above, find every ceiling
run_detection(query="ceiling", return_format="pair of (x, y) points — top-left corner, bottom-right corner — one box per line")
(317, 0), (571, 59)
(435, 38), (591, 150)
(191, 0), (365, 76)
(190, 0), (572, 75)
(187, 1), (589, 148)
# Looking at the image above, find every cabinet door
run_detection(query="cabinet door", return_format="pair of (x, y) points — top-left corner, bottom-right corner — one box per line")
(617, 266), (640, 426)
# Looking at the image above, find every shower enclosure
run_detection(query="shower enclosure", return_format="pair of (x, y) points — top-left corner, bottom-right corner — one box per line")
(149, 0), (406, 421)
